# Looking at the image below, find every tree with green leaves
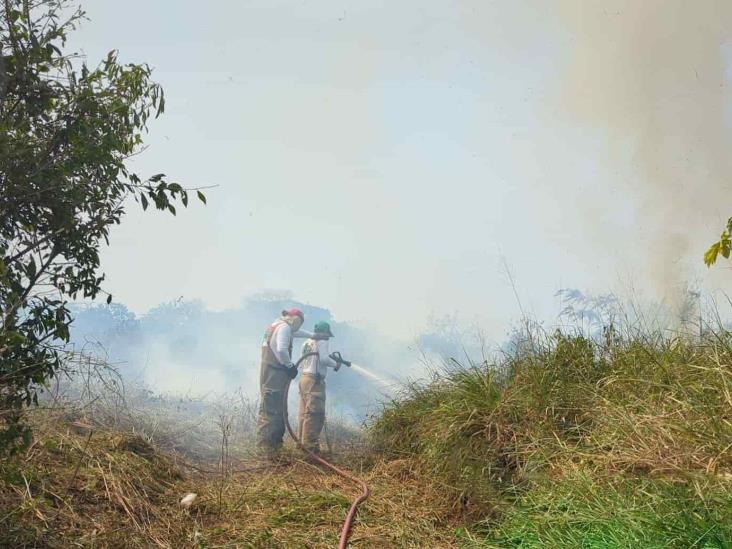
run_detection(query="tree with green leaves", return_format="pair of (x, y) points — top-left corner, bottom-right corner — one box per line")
(0, 0), (205, 452)
(704, 218), (732, 267)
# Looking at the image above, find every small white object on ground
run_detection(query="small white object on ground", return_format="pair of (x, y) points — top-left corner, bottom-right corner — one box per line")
(180, 493), (198, 508)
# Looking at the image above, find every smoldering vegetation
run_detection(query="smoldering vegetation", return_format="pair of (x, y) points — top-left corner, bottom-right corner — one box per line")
(42, 293), (480, 463)
(57, 288), (725, 465)
(66, 293), (415, 425)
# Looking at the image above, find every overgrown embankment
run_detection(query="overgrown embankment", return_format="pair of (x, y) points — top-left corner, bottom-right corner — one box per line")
(371, 329), (732, 547)
(3, 329), (732, 547)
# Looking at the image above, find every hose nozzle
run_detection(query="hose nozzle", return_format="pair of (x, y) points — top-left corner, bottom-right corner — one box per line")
(329, 351), (352, 368)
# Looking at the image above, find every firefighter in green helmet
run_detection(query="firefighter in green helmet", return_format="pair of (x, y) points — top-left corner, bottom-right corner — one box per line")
(298, 321), (345, 453)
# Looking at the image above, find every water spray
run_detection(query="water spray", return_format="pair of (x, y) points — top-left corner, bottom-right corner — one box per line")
(330, 351), (394, 389)
(348, 363), (393, 388)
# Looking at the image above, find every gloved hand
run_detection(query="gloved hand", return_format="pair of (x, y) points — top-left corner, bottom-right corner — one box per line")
(287, 363), (298, 379)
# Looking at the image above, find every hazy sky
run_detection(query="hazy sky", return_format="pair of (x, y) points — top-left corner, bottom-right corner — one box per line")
(69, 1), (732, 340)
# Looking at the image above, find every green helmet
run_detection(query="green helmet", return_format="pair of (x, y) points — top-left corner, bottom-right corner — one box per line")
(313, 321), (334, 337)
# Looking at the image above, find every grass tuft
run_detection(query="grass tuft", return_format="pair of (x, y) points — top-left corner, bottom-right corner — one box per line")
(370, 327), (732, 545)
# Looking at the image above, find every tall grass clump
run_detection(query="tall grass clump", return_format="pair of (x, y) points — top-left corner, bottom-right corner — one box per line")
(370, 316), (732, 545)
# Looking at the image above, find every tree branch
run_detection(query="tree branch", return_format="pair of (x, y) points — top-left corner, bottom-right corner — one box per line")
(4, 229), (63, 265)
(2, 248), (59, 331)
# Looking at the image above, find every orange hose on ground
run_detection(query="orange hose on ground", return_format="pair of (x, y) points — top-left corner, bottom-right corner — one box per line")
(285, 353), (370, 549)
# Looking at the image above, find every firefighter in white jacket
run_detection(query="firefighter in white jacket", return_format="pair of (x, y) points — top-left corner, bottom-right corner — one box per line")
(256, 308), (319, 452)
(298, 321), (342, 453)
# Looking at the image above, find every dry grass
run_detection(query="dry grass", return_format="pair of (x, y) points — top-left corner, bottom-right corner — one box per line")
(186, 457), (458, 548)
(0, 412), (188, 547)
(0, 410), (459, 548)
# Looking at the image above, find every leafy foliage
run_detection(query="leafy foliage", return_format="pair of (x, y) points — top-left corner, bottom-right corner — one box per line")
(704, 217), (732, 267)
(0, 0), (204, 452)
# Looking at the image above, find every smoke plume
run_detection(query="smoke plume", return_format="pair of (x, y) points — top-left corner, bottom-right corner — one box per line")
(557, 1), (732, 308)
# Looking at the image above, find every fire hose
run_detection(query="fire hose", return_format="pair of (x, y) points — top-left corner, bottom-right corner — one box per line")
(284, 351), (370, 549)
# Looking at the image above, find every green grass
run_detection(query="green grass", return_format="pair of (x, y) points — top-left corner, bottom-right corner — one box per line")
(479, 474), (732, 548)
(370, 327), (732, 547)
